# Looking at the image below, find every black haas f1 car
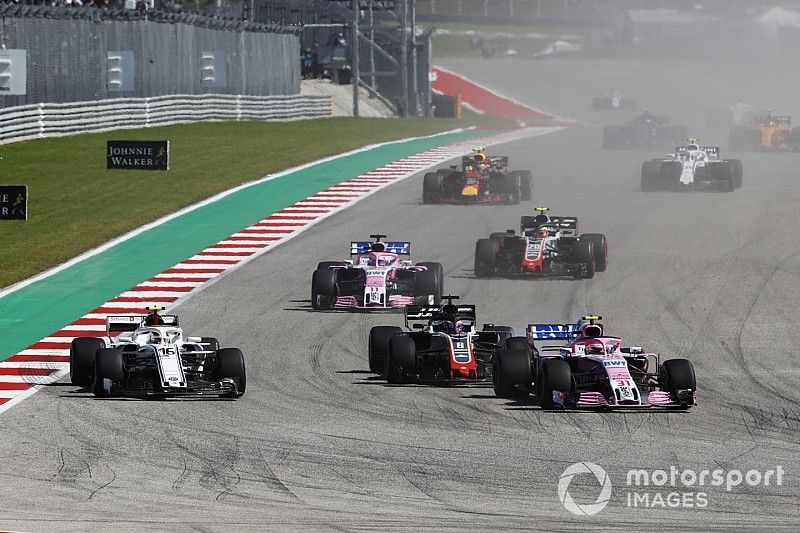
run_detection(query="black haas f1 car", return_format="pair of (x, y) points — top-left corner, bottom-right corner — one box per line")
(592, 91), (635, 111)
(474, 207), (607, 280)
(311, 235), (443, 310)
(368, 296), (514, 383)
(641, 139), (743, 192)
(729, 112), (800, 152)
(493, 315), (697, 409)
(69, 307), (246, 398)
(603, 111), (687, 150)
(422, 148), (532, 205)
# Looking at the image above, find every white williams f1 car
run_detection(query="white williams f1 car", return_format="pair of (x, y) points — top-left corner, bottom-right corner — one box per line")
(69, 307), (246, 398)
(641, 139), (743, 192)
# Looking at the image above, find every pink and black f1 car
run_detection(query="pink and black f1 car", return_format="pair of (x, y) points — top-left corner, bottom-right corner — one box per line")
(422, 149), (533, 205)
(474, 207), (607, 279)
(368, 296), (515, 382)
(493, 315), (696, 409)
(311, 235), (444, 310)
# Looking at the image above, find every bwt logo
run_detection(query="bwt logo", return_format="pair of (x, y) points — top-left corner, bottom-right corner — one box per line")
(558, 462), (612, 516)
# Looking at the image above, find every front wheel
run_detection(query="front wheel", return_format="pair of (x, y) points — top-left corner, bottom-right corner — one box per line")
(474, 238), (499, 278)
(71, 337), (105, 387)
(581, 233), (607, 272)
(311, 268), (337, 310)
(216, 348), (246, 397)
(536, 358), (572, 409)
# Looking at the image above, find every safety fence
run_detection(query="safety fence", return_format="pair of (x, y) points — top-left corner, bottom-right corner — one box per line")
(0, 94), (332, 145)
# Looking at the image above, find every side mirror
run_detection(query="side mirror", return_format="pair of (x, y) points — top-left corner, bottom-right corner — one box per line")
(621, 347), (643, 354)
(186, 336), (202, 343)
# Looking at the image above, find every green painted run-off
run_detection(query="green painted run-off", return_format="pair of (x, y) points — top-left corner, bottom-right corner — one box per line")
(0, 130), (481, 361)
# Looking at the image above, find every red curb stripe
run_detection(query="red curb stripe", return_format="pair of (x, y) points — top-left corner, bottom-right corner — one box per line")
(225, 236), (280, 242)
(0, 368), (57, 377)
(164, 268), (226, 274)
(148, 277), (213, 284)
(181, 259), (240, 264)
(29, 342), (71, 350)
(111, 296), (179, 303)
(8, 354), (70, 363)
(207, 243), (268, 249)
(128, 286), (195, 293)
(196, 252), (254, 257)
(0, 382), (32, 391)
(50, 330), (103, 338)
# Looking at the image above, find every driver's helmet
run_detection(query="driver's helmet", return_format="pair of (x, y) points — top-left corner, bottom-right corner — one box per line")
(149, 331), (163, 345)
(442, 320), (465, 335)
(377, 257), (387, 267)
(144, 311), (164, 326)
(537, 227), (550, 238)
(584, 343), (605, 355)
(687, 143), (699, 151)
(534, 214), (549, 224)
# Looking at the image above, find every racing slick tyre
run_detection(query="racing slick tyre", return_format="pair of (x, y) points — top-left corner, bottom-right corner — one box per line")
(386, 335), (416, 384)
(413, 268), (440, 304)
(572, 239), (595, 279)
(215, 348), (247, 397)
(501, 173), (521, 205)
(416, 262), (444, 303)
(70, 337), (105, 387)
(423, 172), (443, 204)
(92, 348), (124, 398)
(504, 336), (531, 353)
(582, 233), (608, 272)
(536, 358), (572, 409)
(316, 261), (346, 271)
(660, 359), (696, 397)
(641, 160), (659, 192)
(369, 326), (402, 374)
(511, 170), (533, 201)
(716, 161), (735, 192)
(199, 337), (220, 354)
(311, 268), (338, 310)
(474, 238), (499, 278)
(493, 348), (531, 399)
(729, 159), (743, 188)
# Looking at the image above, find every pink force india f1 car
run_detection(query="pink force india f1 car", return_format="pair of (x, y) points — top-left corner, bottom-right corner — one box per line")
(311, 235), (444, 310)
(492, 316), (697, 409)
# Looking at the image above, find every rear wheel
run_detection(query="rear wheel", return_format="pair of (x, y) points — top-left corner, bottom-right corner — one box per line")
(536, 358), (572, 409)
(474, 238), (499, 278)
(729, 159), (743, 188)
(581, 233), (607, 272)
(504, 336), (530, 352)
(493, 348), (531, 399)
(717, 161), (735, 192)
(216, 348), (246, 397)
(512, 170), (533, 201)
(70, 337), (104, 387)
(92, 348), (124, 398)
(386, 336), (416, 384)
(502, 173), (521, 205)
(423, 172), (443, 204)
(311, 268), (337, 310)
(369, 326), (402, 374)
(572, 239), (595, 279)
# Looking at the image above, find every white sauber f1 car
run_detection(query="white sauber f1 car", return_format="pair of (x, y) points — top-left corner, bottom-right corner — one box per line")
(69, 307), (246, 398)
(641, 139), (743, 192)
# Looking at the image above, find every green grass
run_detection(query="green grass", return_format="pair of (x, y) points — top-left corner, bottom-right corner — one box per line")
(0, 117), (481, 289)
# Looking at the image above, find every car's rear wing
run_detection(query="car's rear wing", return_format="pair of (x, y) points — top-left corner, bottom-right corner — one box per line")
(350, 241), (410, 255)
(106, 314), (179, 336)
(677, 146), (719, 157)
(521, 216), (578, 236)
(406, 305), (477, 328)
(526, 323), (580, 340)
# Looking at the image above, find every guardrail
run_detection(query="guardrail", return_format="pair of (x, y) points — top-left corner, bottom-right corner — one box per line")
(0, 94), (332, 145)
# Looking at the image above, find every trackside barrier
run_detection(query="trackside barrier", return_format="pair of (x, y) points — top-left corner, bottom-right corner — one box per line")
(0, 94), (332, 145)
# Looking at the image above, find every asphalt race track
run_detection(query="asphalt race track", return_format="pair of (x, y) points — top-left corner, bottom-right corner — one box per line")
(1, 56), (799, 531)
